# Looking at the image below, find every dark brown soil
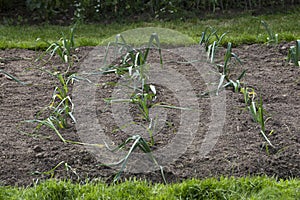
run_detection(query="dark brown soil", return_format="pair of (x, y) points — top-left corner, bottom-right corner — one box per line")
(0, 43), (299, 186)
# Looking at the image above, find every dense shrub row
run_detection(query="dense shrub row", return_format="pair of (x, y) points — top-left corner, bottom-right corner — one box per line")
(0, 0), (299, 23)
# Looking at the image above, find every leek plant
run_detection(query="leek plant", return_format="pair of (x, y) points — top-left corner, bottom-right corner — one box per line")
(103, 33), (162, 123)
(241, 87), (274, 148)
(216, 42), (246, 95)
(0, 69), (26, 85)
(103, 135), (166, 184)
(260, 20), (278, 45)
(27, 71), (77, 143)
(200, 26), (227, 63)
(36, 23), (78, 73)
(287, 40), (300, 66)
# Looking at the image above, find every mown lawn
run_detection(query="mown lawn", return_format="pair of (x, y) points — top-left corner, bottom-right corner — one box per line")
(0, 8), (300, 49)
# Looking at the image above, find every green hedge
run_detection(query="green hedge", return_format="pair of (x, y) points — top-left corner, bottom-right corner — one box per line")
(1, 0), (300, 23)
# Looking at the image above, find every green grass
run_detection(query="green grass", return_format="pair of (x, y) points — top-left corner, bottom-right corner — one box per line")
(0, 176), (299, 199)
(1, 8), (300, 49)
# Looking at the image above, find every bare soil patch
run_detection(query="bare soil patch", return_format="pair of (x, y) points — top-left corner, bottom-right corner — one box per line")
(0, 43), (299, 186)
